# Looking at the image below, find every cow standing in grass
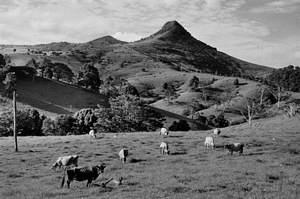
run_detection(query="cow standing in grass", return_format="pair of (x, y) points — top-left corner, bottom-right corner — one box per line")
(160, 127), (169, 136)
(160, 142), (170, 155)
(204, 136), (214, 149)
(224, 143), (244, 155)
(213, 128), (221, 135)
(61, 163), (106, 188)
(51, 155), (79, 170)
(89, 128), (96, 139)
(119, 147), (129, 166)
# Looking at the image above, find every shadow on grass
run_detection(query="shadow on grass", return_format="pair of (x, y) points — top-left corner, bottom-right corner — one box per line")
(129, 158), (147, 163)
(171, 151), (187, 155)
(168, 135), (184, 138)
(244, 152), (264, 156)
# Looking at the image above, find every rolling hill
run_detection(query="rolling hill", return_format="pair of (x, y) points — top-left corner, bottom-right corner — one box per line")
(0, 20), (277, 123)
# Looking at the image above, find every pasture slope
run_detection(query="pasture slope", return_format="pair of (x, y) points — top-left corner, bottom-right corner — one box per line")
(0, 115), (299, 199)
(0, 76), (108, 118)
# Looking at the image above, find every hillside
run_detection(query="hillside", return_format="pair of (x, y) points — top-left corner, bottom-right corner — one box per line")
(0, 21), (277, 122)
(0, 76), (108, 118)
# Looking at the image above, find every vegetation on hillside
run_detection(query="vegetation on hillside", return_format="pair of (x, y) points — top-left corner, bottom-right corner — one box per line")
(267, 65), (300, 92)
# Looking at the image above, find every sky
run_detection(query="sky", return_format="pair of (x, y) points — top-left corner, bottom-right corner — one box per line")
(0, 0), (299, 68)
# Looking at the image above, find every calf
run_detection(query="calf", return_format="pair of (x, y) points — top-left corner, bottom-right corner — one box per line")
(204, 136), (214, 149)
(61, 163), (106, 188)
(213, 128), (221, 135)
(224, 143), (244, 155)
(52, 155), (79, 170)
(119, 147), (129, 163)
(160, 127), (169, 136)
(160, 142), (170, 155)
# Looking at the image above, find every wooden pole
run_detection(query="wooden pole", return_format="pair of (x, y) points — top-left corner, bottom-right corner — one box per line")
(13, 90), (18, 152)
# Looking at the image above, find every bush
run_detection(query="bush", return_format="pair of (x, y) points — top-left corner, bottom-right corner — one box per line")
(208, 113), (229, 128)
(73, 108), (97, 133)
(42, 115), (77, 136)
(169, 120), (190, 131)
(0, 109), (45, 136)
(94, 95), (164, 133)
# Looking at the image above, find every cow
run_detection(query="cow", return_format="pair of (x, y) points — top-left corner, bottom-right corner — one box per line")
(160, 127), (169, 136)
(89, 129), (96, 139)
(204, 136), (214, 149)
(51, 155), (79, 170)
(61, 163), (106, 188)
(119, 147), (129, 164)
(160, 142), (170, 155)
(101, 177), (123, 187)
(224, 143), (244, 155)
(213, 128), (221, 135)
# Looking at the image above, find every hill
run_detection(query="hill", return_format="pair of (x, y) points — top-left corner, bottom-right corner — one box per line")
(0, 21), (276, 123)
(0, 75), (108, 118)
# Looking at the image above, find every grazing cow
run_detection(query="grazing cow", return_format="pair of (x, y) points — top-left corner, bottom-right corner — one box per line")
(101, 177), (123, 187)
(51, 155), (79, 170)
(61, 163), (106, 188)
(204, 136), (214, 149)
(224, 143), (244, 155)
(160, 127), (169, 136)
(119, 147), (129, 164)
(160, 142), (170, 155)
(213, 128), (221, 135)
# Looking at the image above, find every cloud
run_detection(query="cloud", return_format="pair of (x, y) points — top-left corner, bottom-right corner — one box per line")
(0, 0), (298, 67)
(250, 0), (300, 14)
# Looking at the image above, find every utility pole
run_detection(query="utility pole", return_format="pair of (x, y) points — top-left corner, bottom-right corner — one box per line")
(13, 84), (18, 152)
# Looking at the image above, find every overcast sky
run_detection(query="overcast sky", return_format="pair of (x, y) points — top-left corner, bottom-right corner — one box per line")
(0, 0), (299, 67)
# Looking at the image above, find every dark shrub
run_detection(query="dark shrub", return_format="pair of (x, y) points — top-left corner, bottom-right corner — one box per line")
(169, 120), (190, 131)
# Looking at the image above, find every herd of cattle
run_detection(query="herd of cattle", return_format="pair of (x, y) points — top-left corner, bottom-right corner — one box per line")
(52, 127), (244, 188)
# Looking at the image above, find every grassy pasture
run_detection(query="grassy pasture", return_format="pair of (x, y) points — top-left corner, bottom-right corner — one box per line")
(0, 116), (299, 199)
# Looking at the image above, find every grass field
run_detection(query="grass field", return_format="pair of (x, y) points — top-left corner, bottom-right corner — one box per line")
(0, 116), (299, 199)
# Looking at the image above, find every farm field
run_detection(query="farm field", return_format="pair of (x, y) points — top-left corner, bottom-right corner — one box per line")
(0, 116), (299, 199)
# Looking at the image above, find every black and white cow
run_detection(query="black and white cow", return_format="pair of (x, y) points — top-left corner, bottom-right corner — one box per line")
(119, 147), (129, 163)
(61, 163), (106, 188)
(224, 143), (244, 155)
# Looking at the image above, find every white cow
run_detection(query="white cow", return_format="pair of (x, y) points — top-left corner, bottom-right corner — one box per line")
(160, 142), (170, 155)
(213, 128), (221, 135)
(89, 129), (96, 138)
(204, 136), (214, 149)
(160, 127), (169, 136)
(119, 148), (129, 164)
(51, 155), (79, 170)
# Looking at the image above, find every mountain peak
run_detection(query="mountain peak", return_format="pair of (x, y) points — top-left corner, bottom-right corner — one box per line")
(160, 21), (185, 32)
(139, 20), (195, 44)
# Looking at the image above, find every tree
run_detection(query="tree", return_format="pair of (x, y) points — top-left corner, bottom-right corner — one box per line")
(26, 58), (38, 69)
(189, 76), (200, 91)
(94, 95), (164, 132)
(0, 53), (6, 66)
(39, 58), (52, 77)
(78, 63), (101, 90)
(267, 65), (300, 92)
(3, 72), (16, 98)
(236, 97), (266, 126)
(52, 62), (74, 82)
(44, 66), (53, 79)
(169, 120), (190, 131)
(2, 72), (18, 151)
(162, 82), (177, 103)
(73, 108), (97, 134)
